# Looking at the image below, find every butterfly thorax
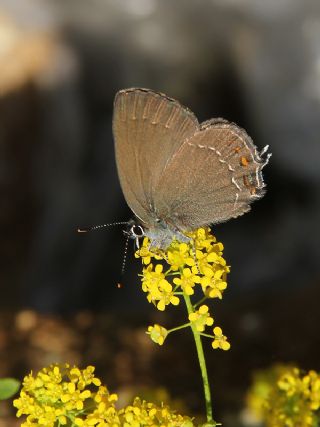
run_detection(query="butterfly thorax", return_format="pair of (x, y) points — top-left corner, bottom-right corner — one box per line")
(144, 218), (190, 249)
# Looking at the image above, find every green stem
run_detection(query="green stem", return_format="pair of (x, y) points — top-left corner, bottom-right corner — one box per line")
(183, 294), (214, 424)
(168, 323), (191, 334)
(200, 332), (215, 339)
(194, 295), (208, 309)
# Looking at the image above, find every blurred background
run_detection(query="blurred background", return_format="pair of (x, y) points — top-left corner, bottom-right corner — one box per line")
(0, 0), (320, 425)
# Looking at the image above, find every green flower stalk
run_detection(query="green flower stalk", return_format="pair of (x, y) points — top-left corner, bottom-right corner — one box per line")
(136, 227), (230, 426)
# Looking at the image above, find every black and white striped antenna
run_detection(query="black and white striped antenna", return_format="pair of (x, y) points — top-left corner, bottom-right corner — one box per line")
(77, 221), (129, 233)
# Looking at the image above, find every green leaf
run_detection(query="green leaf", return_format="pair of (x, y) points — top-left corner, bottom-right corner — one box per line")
(0, 378), (20, 400)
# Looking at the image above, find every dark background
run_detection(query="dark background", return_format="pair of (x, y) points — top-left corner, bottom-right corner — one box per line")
(0, 0), (320, 425)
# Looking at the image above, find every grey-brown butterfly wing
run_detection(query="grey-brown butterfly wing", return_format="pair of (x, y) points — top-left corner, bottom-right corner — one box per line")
(154, 119), (270, 230)
(113, 88), (198, 224)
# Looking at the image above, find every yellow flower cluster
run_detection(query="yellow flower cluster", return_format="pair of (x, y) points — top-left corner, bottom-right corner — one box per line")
(136, 228), (229, 310)
(13, 364), (116, 426)
(117, 397), (194, 427)
(136, 228), (230, 350)
(246, 364), (320, 427)
(141, 264), (180, 311)
(14, 364), (195, 426)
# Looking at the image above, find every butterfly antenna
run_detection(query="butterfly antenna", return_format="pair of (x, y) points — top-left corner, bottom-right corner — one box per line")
(121, 232), (131, 277)
(116, 230), (132, 289)
(77, 220), (134, 287)
(77, 222), (129, 233)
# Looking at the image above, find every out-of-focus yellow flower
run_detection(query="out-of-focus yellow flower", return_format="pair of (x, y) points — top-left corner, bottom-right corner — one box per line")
(212, 327), (230, 351)
(308, 370), (320, 410)
(117, 397), (194, 426)
(246, 364), (320, 427)
(14, 364), (195, 426)
(13, 364), (115, 426)
(189, 305), (214, 332)
(147, 324), (168, 345)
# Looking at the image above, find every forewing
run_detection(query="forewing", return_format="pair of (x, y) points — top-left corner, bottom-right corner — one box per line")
(113, 88), (198, 223)
(154, 119), (270, 229)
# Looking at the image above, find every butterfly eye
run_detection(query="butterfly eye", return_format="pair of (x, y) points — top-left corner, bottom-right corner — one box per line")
(126, 224), (146, 249)
(130, 225), (145, 238)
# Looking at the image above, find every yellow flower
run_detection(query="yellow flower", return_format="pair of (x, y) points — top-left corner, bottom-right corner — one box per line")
(135, 237), (163, 265)
(194, 249), (212, 275)
(61, 386), (91, 411)
(189, 305), (214, 332)
(141, 263), (166, 296)
(167, 242), (195, 270)
(308, 370), (320, 410)
(156, 281), (180, 311)
(141, 264), (166, 291)
(136, 227), (229, 305)
(70, 364), (102, 389)
(135, 227), (230, 350)
(14, 364), (196, 426)
(173, 267), (201, 295)
(117, 397), (194, 426)
(246, 365), (320, 427)
(141, 264), (179, 311)
(188, 227), (216, 251)
(147, 324), (168, 345)
(201, 268), (227, 299)
(212, 327), (230, 351)
(14, 364), (111, 426)
(194, 247), (229, 280)
(277, 369), (300, 396)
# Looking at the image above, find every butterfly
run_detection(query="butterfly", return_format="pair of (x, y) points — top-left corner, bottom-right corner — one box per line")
(113, 88), (271, 249)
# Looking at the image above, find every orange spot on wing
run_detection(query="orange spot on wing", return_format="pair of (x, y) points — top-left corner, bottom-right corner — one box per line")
(234, 146), (241, 153)
(240, 156), (249, 166)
